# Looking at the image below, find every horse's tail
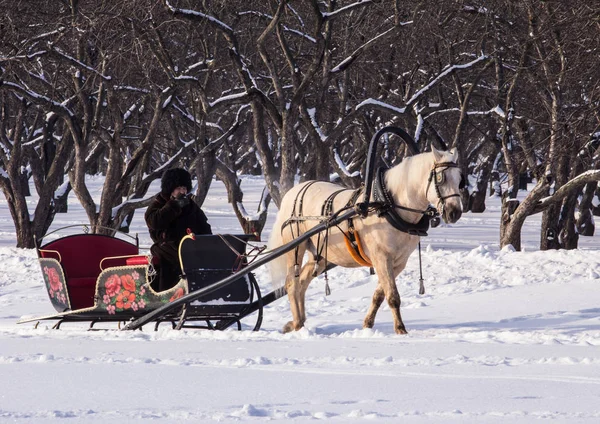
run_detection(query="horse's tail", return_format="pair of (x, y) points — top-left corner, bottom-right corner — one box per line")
(267, 208), (289, 293)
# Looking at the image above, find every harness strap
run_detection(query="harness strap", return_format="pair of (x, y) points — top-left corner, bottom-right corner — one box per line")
(318, 189), (349, 295)
(288, 181), (320, 277)
(317, 189), (348, 261)
(336, 188), (372, 268)
(344, 224), (373, 267)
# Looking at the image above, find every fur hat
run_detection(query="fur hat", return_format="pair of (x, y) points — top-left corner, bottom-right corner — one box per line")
(161, 168), (192, 196)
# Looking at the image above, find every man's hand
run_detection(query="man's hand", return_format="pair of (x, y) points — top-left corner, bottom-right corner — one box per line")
(174, 193), (190, 209)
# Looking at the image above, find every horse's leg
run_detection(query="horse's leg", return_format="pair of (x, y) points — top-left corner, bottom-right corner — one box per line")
(283, 243), (307, 333)
(363, 283), (385, 329)
(368, 258), (408, 335)
(296, 253), (326, 325)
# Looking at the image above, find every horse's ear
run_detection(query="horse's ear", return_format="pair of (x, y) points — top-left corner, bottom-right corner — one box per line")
(432, 145), (444, 163)
(449, 147), (459, 162)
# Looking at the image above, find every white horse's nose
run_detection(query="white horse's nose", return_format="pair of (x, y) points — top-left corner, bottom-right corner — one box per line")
(446, 208), (462, 223)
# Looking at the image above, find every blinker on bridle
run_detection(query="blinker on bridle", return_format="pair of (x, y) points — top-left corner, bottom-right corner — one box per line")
(426, 162), (464, 214)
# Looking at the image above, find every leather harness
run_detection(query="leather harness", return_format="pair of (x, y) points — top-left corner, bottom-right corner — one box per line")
(371, 167), (433, 236)
(282, 160), (461, 270)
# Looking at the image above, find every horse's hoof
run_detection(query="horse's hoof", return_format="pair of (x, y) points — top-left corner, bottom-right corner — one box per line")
(283, 320), (305, 333)
(363, 320), (374, 329)
(395, 327), (408, 335)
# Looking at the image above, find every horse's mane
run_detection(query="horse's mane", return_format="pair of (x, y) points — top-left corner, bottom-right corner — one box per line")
(386, 151), (432, 184)
(384, 150), (437, 211)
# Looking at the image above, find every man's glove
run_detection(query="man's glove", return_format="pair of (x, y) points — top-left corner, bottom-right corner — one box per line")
(174, 194), (190, 209)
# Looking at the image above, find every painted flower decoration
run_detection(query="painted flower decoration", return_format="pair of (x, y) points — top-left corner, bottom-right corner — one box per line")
(120, 274), (136, 292)
(169, 287), (185, 302)
(116, 290), (136, 310)
(105, 274), (122, 297)
(98, 267), (185, 315)
(46, 267), (62, 292)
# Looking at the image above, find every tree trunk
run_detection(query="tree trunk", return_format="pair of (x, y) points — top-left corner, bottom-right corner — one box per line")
(468, 148), (499, 213)
(576, 182), (597, 236)
(558, 195), (579, 249)
(500, 180), (549, 251)
(194, 149), (218, 207)
(540, 203), (560, 250)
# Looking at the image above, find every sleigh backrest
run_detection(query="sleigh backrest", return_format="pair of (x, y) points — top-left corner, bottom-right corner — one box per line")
(180, 234), (253, 302)
(39, 234), (139, 310)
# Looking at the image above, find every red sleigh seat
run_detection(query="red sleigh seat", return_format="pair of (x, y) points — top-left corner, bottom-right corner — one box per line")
(40, 234), (139, 310)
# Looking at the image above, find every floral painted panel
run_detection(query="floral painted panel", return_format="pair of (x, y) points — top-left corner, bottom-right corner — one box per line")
(39, 258), (71, 312)
(96, 266), (188, 314)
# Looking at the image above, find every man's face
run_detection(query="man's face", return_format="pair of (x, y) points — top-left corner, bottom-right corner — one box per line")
(171, 186), (188, 198)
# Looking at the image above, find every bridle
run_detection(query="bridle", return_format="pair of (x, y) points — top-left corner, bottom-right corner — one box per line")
(425, 162), (464, 217)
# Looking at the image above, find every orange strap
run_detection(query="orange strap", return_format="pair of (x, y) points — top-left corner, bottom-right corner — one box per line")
(344, 230), (373, 267)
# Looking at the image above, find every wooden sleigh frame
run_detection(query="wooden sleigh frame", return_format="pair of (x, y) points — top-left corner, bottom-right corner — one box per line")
(19, 225), (265, 331)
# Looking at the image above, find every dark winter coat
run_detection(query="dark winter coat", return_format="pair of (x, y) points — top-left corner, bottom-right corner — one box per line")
(145, 193), (212, 244)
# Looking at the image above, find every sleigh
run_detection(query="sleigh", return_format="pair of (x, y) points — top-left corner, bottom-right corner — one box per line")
(19, 225), (266, 331)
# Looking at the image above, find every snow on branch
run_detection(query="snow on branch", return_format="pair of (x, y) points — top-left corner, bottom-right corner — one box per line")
(50, 47), (111, 81)
(209, 91), (249, 108)
(238, 11), (316, 43)
(0, 81), (75, 117)
(170, 101), (224, 132)
(114, 85), (150, 94)
(280, 27), (316, 43)
(426, 105), (506, 120)
(468, 105), (505, 118)
(333, 148), (360, 178)
(162, 95), (173, 110)
(307, 108), (326, 142)
(111, 194), (155, 219)
(322, 0), (373, 19)
(139, 137), (196, 184)
(185, 60), (213, 73)
(22, 134), (44, 147)
(286, 3), (305, 28)
(123, 103), (138, 123)
(165, 0), (233, 32)
(25, 27), (66, 44)
(198, 105), (250, 155)
(356, 98), (406, 115)
(534, 170), (600, 213)
(331, 26), (400, 74)
(330, 17), (413, 74)
(406, 53), (488, 106)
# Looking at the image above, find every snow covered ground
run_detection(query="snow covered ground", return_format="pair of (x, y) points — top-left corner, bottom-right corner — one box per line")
(1, 176), (600, 423)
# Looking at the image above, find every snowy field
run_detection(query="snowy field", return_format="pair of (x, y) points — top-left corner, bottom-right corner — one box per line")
(1, 176), (600, 423)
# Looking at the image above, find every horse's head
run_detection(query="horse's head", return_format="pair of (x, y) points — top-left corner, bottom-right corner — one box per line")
(427, 147), (464, 224)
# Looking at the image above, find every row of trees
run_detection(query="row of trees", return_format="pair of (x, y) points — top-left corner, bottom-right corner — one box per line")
(1, 0), (599, 249)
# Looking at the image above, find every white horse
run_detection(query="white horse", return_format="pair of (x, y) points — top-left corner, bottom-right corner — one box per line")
(268, 146), (464, 334)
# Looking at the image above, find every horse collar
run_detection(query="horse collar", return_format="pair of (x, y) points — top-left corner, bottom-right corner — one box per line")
(371, 167), (432, 236)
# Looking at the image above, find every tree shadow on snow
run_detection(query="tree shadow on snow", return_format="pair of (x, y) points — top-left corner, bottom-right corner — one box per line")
(410, 308), (600, 333)
(310, 308), (600, 336)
